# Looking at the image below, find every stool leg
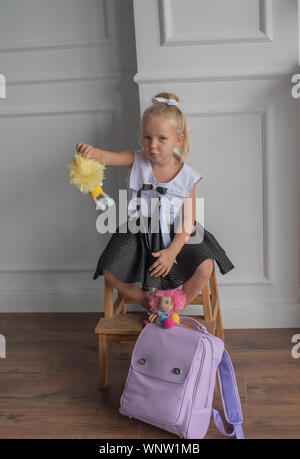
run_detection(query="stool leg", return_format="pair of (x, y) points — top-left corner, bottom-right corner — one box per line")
(104, 280), (114, 319)
(122, 297), (126, 315)
(209, 265), (225, 343)
(202, 283), (213, 320)
(216, 309), (225, 343)
(99, 334), (108, 389)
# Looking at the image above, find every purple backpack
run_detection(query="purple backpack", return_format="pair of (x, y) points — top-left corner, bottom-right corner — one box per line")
(119, 317), (244, 439)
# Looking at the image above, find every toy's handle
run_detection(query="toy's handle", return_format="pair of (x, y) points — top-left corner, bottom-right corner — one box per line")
(179, 316), (208, 334)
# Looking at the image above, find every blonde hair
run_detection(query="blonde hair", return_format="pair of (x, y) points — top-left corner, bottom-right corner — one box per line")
(140, 92), (190, 160)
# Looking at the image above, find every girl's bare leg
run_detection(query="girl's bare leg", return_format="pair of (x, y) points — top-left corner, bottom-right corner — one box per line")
(103, 269), (151, 311)
(181, 259), (214, 307)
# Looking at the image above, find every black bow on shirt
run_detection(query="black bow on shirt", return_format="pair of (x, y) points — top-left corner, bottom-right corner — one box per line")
(136, 184), (168, 213)
(142, 183), (168, 195)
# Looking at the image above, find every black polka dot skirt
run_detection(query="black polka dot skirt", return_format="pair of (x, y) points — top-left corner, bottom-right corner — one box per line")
(93, 215), (234, 292)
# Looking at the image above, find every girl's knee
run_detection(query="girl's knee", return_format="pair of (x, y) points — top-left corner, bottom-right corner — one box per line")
(197, 258), (214, 278)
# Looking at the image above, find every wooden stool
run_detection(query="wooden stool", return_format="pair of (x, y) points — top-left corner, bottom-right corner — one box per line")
(95, 261), (224, 389)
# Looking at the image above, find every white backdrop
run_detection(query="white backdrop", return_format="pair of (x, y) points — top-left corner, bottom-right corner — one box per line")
(0, 0), (299, 328)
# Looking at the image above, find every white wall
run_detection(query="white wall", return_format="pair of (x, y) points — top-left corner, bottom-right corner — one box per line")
(132, 0), (300, 328)
(0, 0), (299, 328)
(0, 0), (140, 312)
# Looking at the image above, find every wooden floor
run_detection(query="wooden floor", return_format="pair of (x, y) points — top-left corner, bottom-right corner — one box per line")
(0, 313), (299, 439)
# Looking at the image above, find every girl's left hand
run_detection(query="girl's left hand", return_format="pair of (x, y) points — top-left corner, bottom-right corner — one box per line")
(149, 249), (176, 278)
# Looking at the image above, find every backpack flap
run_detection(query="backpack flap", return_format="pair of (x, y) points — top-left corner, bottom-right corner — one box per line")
(120, 323), (204, 424)
(131, 323), (201, 383)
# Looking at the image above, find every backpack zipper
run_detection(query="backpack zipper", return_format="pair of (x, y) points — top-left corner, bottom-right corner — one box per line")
(204, 335), (215, 408)
(190, 337), (206, 407)
(189, 334), (214, 410)
(185, 337), (207, 435)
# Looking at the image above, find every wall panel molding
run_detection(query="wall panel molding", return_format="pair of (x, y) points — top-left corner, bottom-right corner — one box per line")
(0, 40), (115, 54)
(0, 108), (117, 273)
(6, 69), (136, 87)
(0, 0), (116, 53)
(134, 68), (293, 84)
(186, 107), (270, 288)
(159, 0), (273, 46)
(0, 107), (115, 120)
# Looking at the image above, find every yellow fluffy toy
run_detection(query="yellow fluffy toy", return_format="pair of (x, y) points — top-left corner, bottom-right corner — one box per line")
(68, 153), (114, 211)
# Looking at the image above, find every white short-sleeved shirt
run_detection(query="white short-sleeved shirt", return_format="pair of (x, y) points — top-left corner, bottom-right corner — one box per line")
(124, 149), (203, 226)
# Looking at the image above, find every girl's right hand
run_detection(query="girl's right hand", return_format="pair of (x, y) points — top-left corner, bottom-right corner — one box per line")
(76, 142), (97, 160)
(148, 312), (158, 323)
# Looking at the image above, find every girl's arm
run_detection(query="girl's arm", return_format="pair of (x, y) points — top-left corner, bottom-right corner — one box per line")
(167, 184), (196, 257)
(76, 143), (135, 167)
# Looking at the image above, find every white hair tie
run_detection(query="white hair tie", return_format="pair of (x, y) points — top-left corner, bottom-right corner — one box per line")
(152, 96), (179, 106)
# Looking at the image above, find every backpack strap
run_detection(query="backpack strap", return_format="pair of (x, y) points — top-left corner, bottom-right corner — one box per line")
(212, 349), (244, 439)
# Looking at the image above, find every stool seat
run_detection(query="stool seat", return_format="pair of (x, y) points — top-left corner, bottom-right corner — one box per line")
(95, 312), (148, 334)
(95, 312), (216, 335)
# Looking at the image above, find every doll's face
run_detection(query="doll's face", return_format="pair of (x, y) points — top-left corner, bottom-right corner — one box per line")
(158, 296), (173, 313)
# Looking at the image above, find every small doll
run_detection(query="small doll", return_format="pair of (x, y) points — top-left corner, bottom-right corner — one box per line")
(90, 182), (114, 211)
(68, 153), (115, 211)
(142, 288), (186, 329)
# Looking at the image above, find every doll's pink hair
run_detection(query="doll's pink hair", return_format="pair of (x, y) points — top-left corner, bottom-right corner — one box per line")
(149, 288), (186, 313)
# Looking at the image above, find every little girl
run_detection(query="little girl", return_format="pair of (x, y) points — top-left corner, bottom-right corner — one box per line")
(76, 92), (234, 312)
